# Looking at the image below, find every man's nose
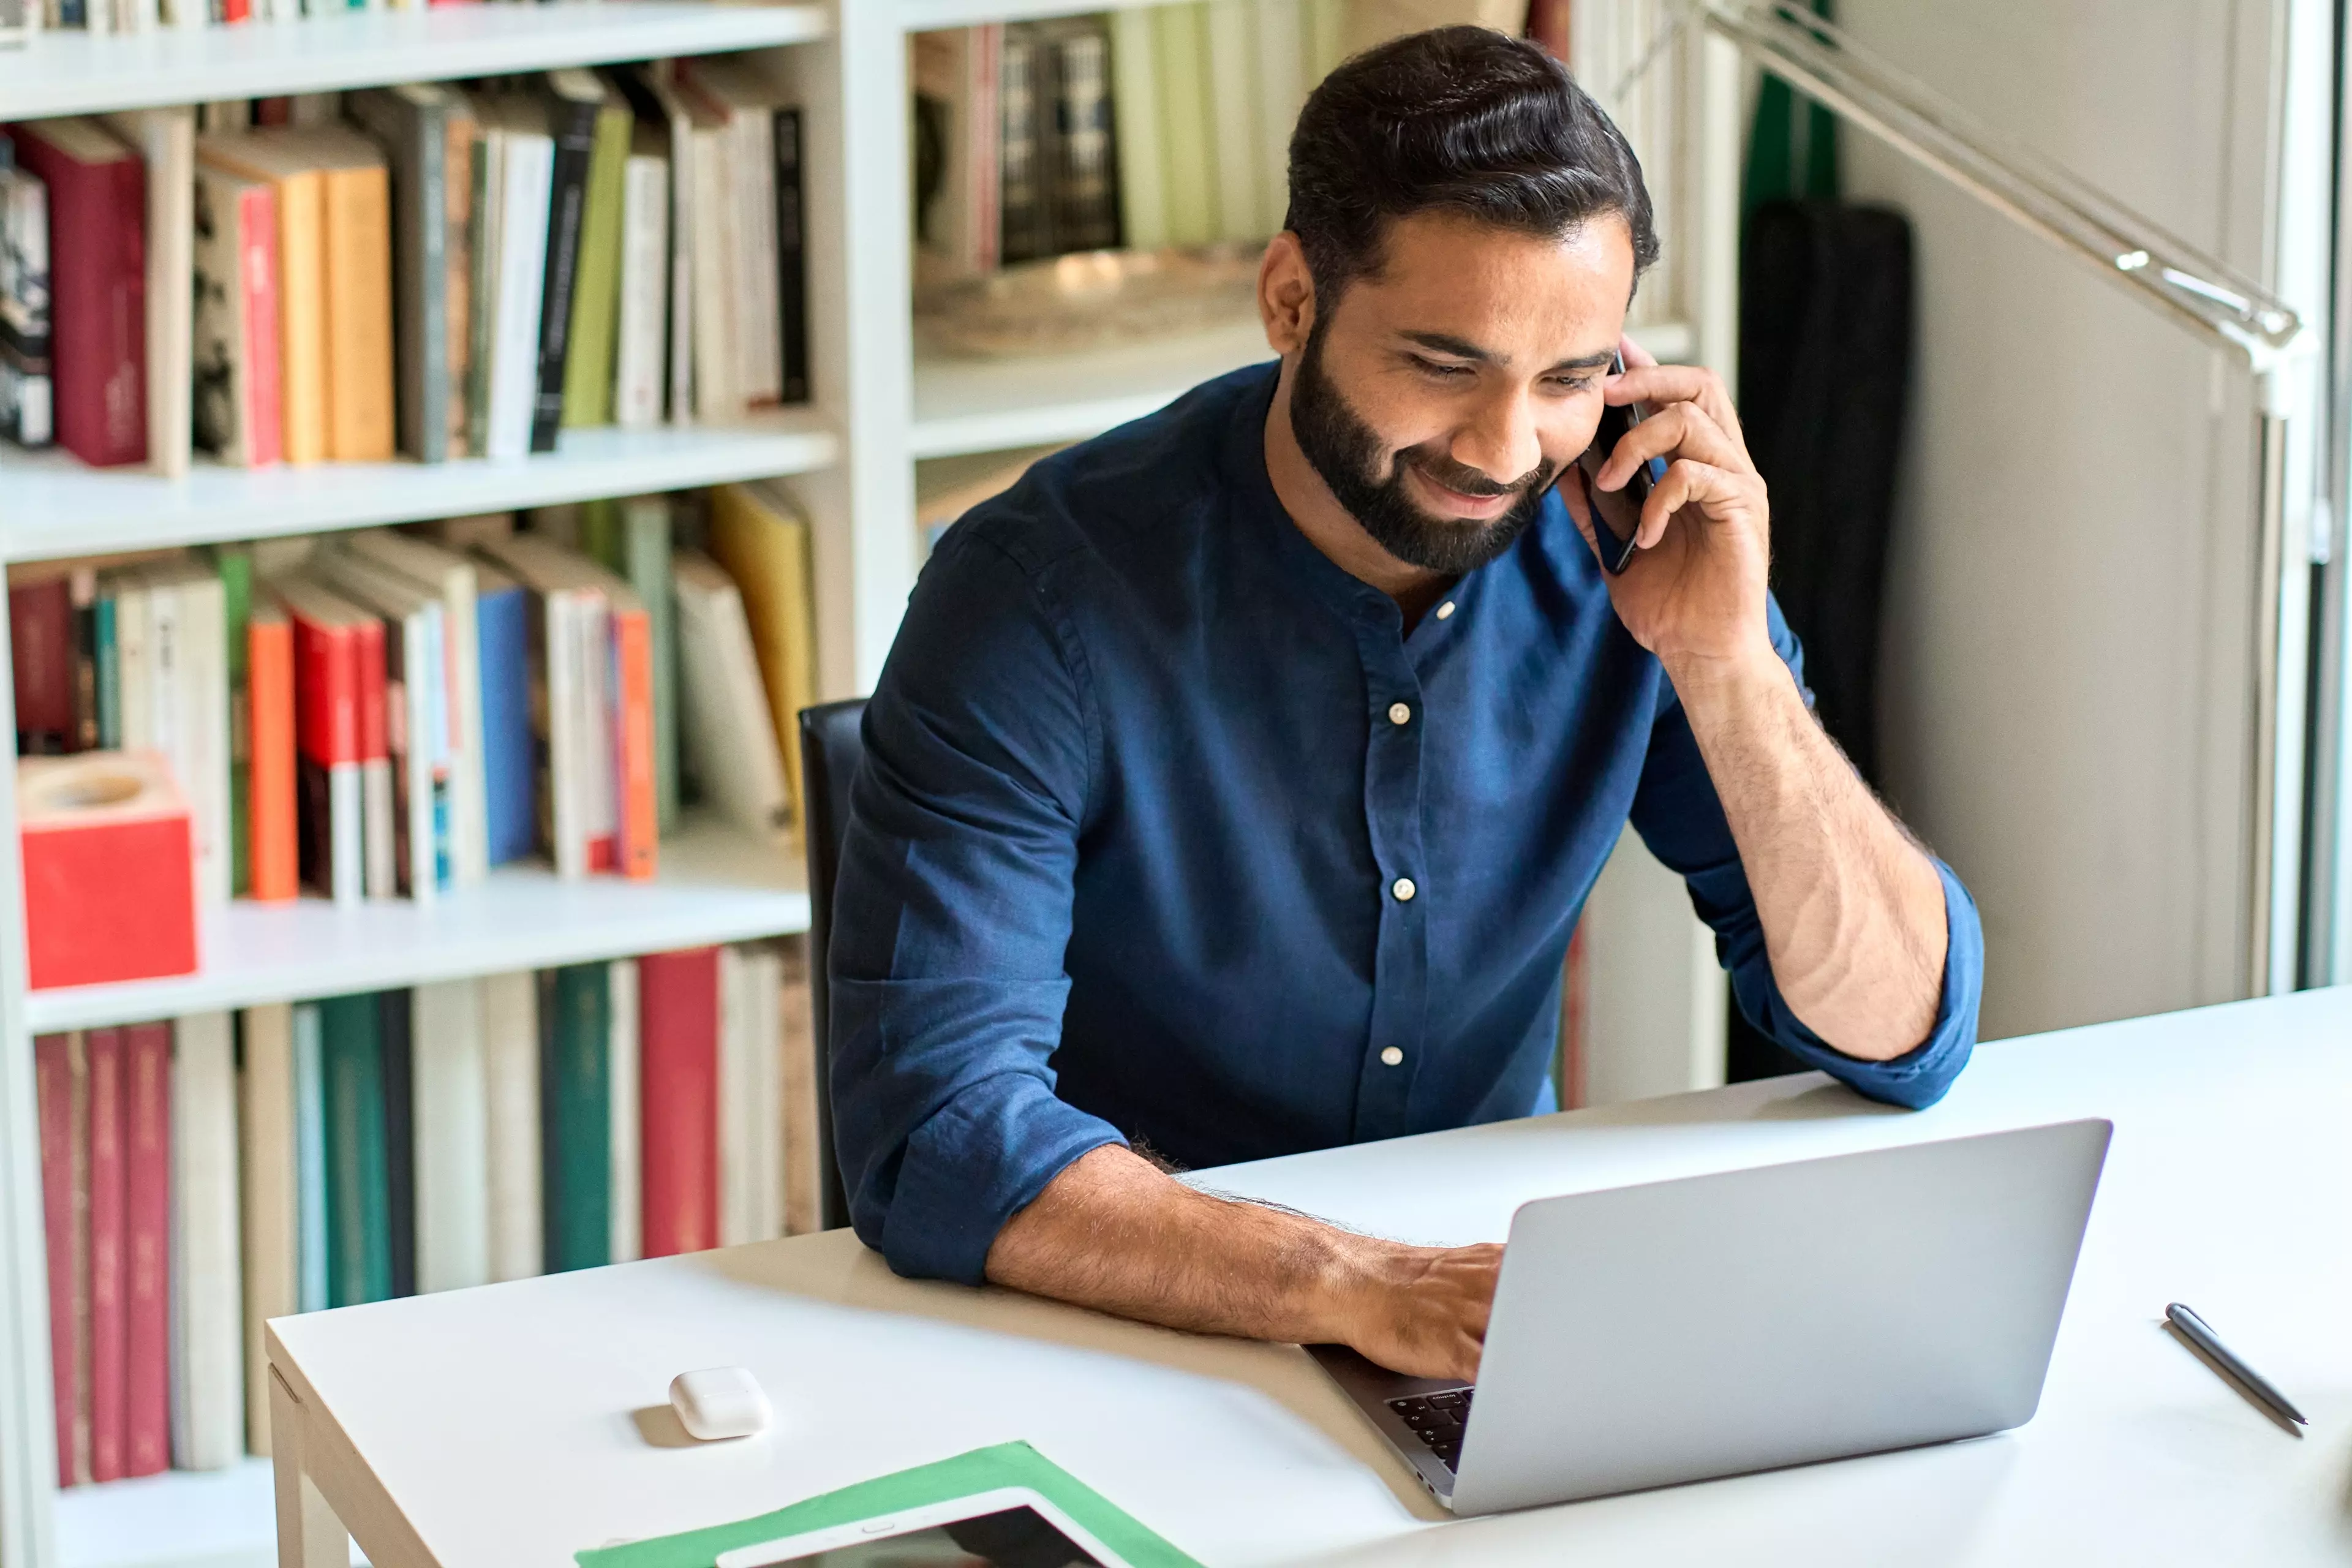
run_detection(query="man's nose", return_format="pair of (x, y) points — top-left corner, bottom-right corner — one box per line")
(1451, 383), (1544, 487)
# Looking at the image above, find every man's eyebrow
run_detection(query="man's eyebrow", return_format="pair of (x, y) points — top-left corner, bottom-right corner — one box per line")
(1396, 331), (1616, 374)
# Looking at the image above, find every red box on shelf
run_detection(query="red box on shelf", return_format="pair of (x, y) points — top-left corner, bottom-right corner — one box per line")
(18, 753), (198, 991)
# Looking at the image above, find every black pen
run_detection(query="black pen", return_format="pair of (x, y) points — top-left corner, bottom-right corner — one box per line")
(2165, 1302), (2307, 1427)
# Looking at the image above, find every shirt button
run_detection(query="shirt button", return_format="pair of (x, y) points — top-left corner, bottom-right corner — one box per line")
(1392, 876), (1417, 902)
(1435, 600), (1457, 620)
(1387, 701), (1412, 726)
(1380, 1046), (1405, 1067)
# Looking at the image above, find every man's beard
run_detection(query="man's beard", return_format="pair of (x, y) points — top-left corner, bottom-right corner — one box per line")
(1288, 323), (1559, 576)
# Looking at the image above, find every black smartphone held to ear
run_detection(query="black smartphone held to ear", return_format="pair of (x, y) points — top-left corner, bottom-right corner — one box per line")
(1575, 350), (1666, 575)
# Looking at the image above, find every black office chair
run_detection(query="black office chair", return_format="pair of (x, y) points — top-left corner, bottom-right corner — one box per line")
(797, 698), (865, 1232)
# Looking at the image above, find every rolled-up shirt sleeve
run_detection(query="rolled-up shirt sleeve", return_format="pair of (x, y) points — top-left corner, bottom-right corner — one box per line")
(828, 523), (1123, 1283)
(1626, 600), (1981, 1108)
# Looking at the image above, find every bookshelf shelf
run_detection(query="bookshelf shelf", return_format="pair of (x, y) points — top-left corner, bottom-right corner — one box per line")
(0, 413), (840, 564)
(0, 1), (831, 121)
(21, 815), (810, 1035)
(910, 317), (1273, 459)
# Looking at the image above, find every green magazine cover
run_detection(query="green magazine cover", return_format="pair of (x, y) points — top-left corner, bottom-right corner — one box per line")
(575, 1441), (1201, 1568)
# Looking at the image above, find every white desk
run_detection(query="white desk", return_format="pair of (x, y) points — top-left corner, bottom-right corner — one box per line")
(266, 988), (2352, 1567)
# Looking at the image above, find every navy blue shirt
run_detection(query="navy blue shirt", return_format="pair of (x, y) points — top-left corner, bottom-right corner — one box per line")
(832, 363), (1983, 1283)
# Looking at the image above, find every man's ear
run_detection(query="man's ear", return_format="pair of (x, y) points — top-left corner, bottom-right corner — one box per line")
(1258, 232), (1316, 357)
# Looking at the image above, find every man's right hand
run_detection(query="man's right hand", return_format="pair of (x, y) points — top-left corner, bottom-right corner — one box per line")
(984, 1145), (1505, 1384)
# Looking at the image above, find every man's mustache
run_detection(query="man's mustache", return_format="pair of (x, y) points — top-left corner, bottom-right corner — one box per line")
(1390, 446), (1558, 499)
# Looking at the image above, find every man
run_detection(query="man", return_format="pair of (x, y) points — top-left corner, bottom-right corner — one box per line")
(831, 26), (1981, 1384)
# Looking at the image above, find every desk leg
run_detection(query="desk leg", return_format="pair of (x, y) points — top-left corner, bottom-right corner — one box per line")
(269, 1365), (352, 1568)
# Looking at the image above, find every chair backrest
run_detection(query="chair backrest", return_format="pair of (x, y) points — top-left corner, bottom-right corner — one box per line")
(797, 698), (866, 1232)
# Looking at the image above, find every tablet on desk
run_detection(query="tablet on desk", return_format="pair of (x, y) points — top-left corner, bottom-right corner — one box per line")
(713, 1485), (1131, 1568)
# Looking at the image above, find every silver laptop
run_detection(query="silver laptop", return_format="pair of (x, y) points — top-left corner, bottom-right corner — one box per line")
(1312, 1118), (2111, 1515)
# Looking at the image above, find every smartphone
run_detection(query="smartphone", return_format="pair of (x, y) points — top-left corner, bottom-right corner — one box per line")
(714, 1487), (1134, 1568)
(1575, 350), (1667, 575)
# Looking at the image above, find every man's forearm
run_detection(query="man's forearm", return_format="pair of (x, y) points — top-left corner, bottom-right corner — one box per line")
(1664, 647), (1948, 1060)
(984, 1144), (1501, 1380)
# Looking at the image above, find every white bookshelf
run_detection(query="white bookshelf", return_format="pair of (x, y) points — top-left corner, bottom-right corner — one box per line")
(0, 1), (831, 119)
(0, 3), (1745, 1566)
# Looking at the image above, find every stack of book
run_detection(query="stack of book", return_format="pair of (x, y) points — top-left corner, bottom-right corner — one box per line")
(0, 59), (810, 472)
(910, 1), (1349, 281)
(7, 480), (815, 911)
(31, 937), (820, 1485)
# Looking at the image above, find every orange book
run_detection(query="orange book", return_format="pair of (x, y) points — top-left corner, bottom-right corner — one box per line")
(247, 598), (298, 901)
(320, 151), (394, 462)
(610, 602), (657, 881)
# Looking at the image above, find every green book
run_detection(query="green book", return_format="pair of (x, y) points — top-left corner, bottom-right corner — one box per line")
(622, 496), (678, 832)
(94, 588), (118, 750)
(560, 82), (634, 429)
(320, 992), (393, 1308)
(211, 545), (253, 898)
(1156, 2), (1218, 247)
(580, 495), (625, 574)
(540, 963), (611, 1273)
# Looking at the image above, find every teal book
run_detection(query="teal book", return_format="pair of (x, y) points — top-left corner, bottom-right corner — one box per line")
(293, 1001), (330, 1315)
(320, 992), (393, 1307)
(211, 545), (254, 898)
(540, 964), (611, 1273)
(94, 590), (118, 750)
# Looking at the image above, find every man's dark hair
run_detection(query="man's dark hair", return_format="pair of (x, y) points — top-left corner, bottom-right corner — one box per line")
(1286, 26), (1660, 310)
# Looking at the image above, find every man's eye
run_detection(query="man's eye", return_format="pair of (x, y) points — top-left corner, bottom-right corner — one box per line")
(1412, 356), (1474, 379)
(1547, 374), (1598, 393)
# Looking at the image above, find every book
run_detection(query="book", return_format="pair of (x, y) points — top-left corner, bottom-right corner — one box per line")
(99, 107), (195, 480)
(379, 987), (415, 1300)
(442, 95), (479, 458)
(12, 119), (146, 467)
(70, 567), (98, 753)
(611, 124), (670, 430)
(1109, 9), (1169, 253)
(1043, 17), (1121, 254)
(559, 72), (633, 429)
(607, 957), (641, 1265)
(168, 1011), (243, 1472)
(913, 26), (1003, 281)
(314, 129), (396, 462)
(539, 963), (610, 1273)
(481, 969), (541, 1283)
(292, 1001), (327, 1317)
(213, 548), (254, 896)
(85, 1027), (124, 1482)
(412, 980), (490, 1294)
(246, 594), (300, 902)
(638, 946), (718, 1258)
(707, 482), (818, 831)
(686, 59), (783, 409)
(34, 1034), (78, 1487)
(614, 496), (677, 832)
(772, 107), (808, 405)
(273, 573), (371, 905)
(10, 569), (75, 754)
(0, 153), (55, 448)
(532, 70), (605, 451)
(717, 944), (783, 1245)
(123, 1023), (160, 1476)
(196, 129), (330, 466)
(344, 528), (488, 884)
(318, 992), (391, 1308)
(139, 560), (232, 907)
(778, 937), (821, 1236)
(671, 551), (790, 843)
(238, 1003), (296, 1457)
(470, 93), (554, 461)
(314, 547), (452, 902)
(347, 84), (456, 462)
(608, 65), (696, 426)
(462, 110), (496, 459)
(474, 562), (535, 867)
(674, 80), (735, 421)
(352, 595), (394, 900)
(1155, 4), (1217, 247)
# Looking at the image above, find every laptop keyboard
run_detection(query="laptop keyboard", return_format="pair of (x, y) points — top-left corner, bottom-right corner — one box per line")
(1387, 1388), (1475, 1473)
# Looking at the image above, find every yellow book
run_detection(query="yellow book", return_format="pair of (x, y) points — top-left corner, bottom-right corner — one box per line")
(707, 482), (816, 832)
(197, 130), (328, 466)
(316, 138), (396, 462)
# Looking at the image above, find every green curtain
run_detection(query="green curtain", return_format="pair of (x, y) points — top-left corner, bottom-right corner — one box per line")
(1741, 0), (1841, 211)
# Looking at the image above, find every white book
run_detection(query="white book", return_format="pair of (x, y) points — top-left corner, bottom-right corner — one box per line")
(236, 1003), (295, 1457)
(628, 68), (699, 425)
(342, 529), (488, 885)
(1110, 8), (1169, 252)
(717, 944), (752, 1247)
(292, 1001), (328, 1316)
(481, 113), (552, 462)
(113, 573), (151, 749)
(693, 62), (782, 407)
(168, 1011), (243, 1471)
(574, 595), (615, 862)
(745, 944), (783, 1242)
(1251, 0), (1308, 238)
(482, 970), (542, 1283)
(1203, 0), (1265, 241)
(412, 979), (491, 1293)
(613, 147), (671, 432)
(672, 552), (791, 842)
(685, 116), (738, 421)
(172, 564), (230, 907)
(778, 938), (820, 1237)
(607, 958), (641, 1265)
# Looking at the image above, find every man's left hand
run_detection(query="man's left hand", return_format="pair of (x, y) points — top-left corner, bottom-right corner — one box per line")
(1561, 335), (1774, 676)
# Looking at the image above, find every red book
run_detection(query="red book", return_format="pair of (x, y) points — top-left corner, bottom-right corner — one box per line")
(121, 1023), (170, 1477)
(34, 1035), (78, 1488)
(10, 119), (146, 469)
(84, 1027), (126, 1483)
(248, 600), (299, 901)
(232, 177), (282, 466)
(611, 603), (657, 881)
(275, 576), (369, 903)
(10, 573), (77, 754)
(639, 948), (720, 1258)
(219, 0), (249, 23)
